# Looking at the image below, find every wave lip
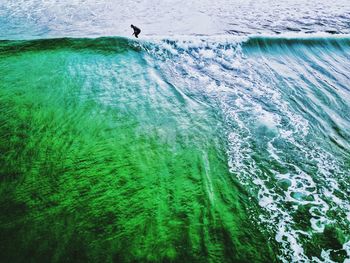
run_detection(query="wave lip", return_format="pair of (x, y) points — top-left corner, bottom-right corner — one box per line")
(0, 36), (140, 54)
(243, 33), (350, 49)
(1, 33), (350, 59)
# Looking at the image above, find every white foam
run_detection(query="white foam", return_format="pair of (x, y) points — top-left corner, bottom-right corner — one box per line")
(344, 240), (350, 263)
(141, 32), (350, 262)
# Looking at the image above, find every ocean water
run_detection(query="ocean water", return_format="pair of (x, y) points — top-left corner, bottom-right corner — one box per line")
(0, 1), (350, 263)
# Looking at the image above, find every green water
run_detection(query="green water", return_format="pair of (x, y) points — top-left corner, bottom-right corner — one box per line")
(0, 39), (278, 262)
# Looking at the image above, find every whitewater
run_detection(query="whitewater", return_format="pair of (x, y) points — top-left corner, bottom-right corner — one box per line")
(0, 1), (350, 263)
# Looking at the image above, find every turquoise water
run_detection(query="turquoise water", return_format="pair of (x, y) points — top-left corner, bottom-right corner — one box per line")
(1, 21), (350, 263)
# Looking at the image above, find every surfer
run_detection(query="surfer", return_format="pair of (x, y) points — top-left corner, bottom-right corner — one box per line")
(131, 24), (141, 38)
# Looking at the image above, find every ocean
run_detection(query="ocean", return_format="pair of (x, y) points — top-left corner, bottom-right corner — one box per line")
(0, 1), (350, 262)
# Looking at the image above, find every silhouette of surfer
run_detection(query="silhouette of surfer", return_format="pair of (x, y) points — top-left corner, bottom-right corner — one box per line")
(131, 24), (141, 38)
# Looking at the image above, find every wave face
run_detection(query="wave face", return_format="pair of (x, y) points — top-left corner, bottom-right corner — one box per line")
(0, 35), (350, 263)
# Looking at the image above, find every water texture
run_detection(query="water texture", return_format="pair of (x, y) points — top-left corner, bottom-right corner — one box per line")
(0, 1), (350, 263)
(1, 0), (350, 39)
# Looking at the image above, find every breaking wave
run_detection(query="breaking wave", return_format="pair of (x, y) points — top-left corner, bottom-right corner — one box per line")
(1, 33), (350, 262)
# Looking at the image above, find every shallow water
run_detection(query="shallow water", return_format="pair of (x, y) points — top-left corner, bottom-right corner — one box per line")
(1, 1), (350, 263)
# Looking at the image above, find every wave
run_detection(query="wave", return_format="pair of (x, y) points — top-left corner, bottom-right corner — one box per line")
(1, 32), (350, 262)
(1, 33), (350, 55)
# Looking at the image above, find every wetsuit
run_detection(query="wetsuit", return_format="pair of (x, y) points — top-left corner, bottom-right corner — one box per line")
(131, 25), (141, 38)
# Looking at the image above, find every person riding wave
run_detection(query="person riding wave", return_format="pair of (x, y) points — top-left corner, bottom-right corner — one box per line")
(131, 24), (141, 38)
